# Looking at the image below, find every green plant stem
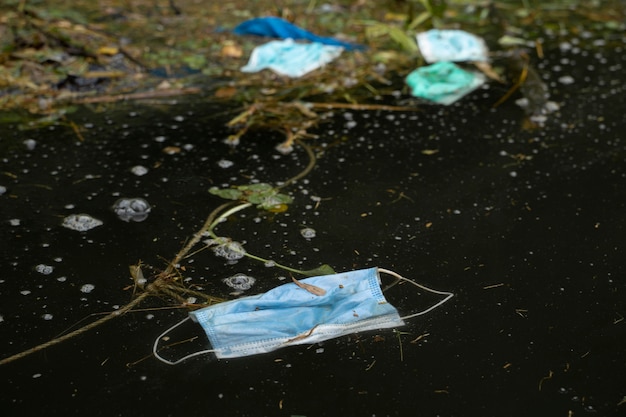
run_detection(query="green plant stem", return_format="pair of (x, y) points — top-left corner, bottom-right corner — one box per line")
(206, 202), (253, 239)
(278, 139), (316, 189)
(241, 252), (308, 275)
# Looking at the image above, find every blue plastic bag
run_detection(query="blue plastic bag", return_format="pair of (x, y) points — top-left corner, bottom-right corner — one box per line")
(234, 16), (364, 51)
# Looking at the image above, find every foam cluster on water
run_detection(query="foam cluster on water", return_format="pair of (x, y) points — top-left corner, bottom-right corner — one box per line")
(62, 214), (103, 231)
(112, 198), (152, 222)
(223, 273), (256, 291)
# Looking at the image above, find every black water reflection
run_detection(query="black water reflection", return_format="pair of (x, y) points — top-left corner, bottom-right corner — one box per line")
(2, 39), (626, 417)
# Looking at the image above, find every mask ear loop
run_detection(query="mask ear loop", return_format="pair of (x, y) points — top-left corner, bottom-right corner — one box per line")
(153, 316), (218, 365)
(377, 268), (454, 320)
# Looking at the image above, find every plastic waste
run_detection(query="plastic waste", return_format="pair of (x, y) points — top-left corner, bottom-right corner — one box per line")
(153, 268), (454, 363)
(406, 61), (486, 105)
(416, 29), (488, 63)
(234, 16), (363, 51)
(240, 38), (343, 78)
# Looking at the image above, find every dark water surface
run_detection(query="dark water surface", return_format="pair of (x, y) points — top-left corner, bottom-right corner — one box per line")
(2, 35), (626, 417)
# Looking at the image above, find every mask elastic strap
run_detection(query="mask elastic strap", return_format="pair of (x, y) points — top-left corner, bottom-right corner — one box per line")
(152, 316), (218, 365)
(377, 268), (454, 320)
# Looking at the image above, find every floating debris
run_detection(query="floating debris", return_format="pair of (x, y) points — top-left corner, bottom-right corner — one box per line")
(223, 273), (256, 291)
(112, 198), (152, 222)
(62, 214), (103, 232)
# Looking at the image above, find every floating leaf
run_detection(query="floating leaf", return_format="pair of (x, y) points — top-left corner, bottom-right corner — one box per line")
(209, 187), (243, 200)
(210, 183), (293, 211)
(298, 264), (336, 277)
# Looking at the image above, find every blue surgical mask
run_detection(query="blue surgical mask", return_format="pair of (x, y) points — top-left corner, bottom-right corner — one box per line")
(153, 267), (453, 364)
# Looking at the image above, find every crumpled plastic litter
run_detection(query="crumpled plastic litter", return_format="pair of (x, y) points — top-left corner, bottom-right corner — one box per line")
(233, 16), (363, 51)
(240, 38), (344, 78)
(405, 61), (486, 105)
(416, 29), (488, 63)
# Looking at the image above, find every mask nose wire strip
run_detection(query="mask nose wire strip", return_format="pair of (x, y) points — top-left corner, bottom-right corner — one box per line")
(152, 316), (218, 365)
(377, 268), (454, 320)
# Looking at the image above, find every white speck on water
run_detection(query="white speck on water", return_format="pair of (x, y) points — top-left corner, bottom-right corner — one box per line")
(509, 171), (518, 178)
(24, 139), (37, 150)
(20, 290), (31, 296)
(218, 159), (234, 168)
(80, 284), (95, 293)
(0, 185), (6, 195)
(64, 204), (75, 209)
(130, 165), (149, 176)
(9, 218), (20, 226)
(42, 313), (53, 320)
(146, 314), (154, 320)
(174, 115), (185, 122)
(57, 276), (67, 282)
(154, 136), (166, 142)
(140, 375), (147, 381)
(558, 75), (575, 85)
(32, 373), (42, 379)
(218, 393), (224, 399)
(316, 348), (324, 354)
(300, 227), (316, 239)
(62, 214), (103, 231)
(264, 260), (276, 267)
(35, 264), (54, 275)
(0, 315), (4, 323)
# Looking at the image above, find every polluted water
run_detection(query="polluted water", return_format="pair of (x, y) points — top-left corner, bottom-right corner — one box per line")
(1, 10), (626, 417)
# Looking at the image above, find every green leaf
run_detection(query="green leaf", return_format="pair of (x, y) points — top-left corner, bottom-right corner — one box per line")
(209, 187), (242, 200)
(298, 264), (336, 277)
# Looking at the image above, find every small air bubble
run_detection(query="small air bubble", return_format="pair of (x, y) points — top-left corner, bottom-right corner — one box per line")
(130, 165), (149, 176)
(80, 284), (95, 293)
(218, 159), (234, 168)
(35, 264), (54, 275)
(300, 227), (316, 239)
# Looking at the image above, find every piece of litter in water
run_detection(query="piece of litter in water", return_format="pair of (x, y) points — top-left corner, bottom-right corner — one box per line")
(416, 29), (489, 63)
(234, 16), (363, 50)
(241, 39), (343, 78)
(406, 61), (486, 105)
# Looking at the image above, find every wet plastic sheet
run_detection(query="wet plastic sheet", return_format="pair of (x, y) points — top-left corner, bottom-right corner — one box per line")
(405, 61), (486, 105)
(417, 29), (488, 63)
(240, 38), (343, 77)
(234, 16), (363, 51)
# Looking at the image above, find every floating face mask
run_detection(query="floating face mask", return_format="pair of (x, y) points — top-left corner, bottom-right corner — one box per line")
(153, 267), (453, 364)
